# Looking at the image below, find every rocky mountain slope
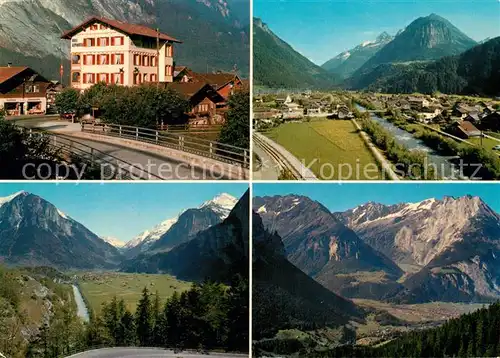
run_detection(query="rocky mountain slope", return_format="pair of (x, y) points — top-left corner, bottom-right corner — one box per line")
(0, 0), (249, 80)
(253, 195), (403, 298)
(337, 195), (500, 303)
(121, 191), (249, 283)
(252, 211), (364, 340)
(0, 191), (122, 270)
(253, 17), (338, 89)
(356, 14), (477, 74)
(322, 32), (393, 79)
(124, 193), (238, 258)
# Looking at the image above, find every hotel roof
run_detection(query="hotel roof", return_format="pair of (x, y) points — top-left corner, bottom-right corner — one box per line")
(61, 16), (182, 43)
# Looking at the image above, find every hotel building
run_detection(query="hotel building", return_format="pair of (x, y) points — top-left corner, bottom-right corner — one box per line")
(61, 17), (181, 90)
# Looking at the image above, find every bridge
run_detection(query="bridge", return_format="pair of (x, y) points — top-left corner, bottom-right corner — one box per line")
(13, 117), (249, 180)
(65, 348), (248, 358)
(253, 132), (318, 180)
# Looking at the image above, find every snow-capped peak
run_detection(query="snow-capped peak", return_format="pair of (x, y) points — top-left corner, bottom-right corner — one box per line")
(361, 40), (373, 47)
(101, 236), (125, 248)
(0, 191), (29, 207)
(125, 215), (181, 250)
(200, 193), (238, 219)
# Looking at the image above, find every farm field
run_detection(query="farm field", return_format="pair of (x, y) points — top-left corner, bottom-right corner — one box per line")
(76, 272), (192, 314)
(263, 119), (382, 180)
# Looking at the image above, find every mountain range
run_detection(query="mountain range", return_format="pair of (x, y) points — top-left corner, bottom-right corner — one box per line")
(353, 36), (500, 95)
(254, 194), (500, 304)
(256, 13), (497, 94)
(253, 17), (338, 90)
(252, 210), (363, 340)
(0, 0), (250, 80)
(0, 191), (122, 269)
(354, 14), (477, 75)
(321, 32), (393, 79)
(123, 193), (238, 258)
(0, 190), (244, 280)
(121, 191), (249, 283)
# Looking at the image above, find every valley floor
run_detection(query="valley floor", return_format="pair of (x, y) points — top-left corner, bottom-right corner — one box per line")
(352, 300), (487, 346)
(76, 272), (192, 314)
(262, 119), (382, 180)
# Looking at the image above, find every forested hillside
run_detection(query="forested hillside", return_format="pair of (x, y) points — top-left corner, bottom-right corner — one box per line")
(350, 37), (500, 95)
(253, 18), (338, 89)
(318, 302), (500, 357)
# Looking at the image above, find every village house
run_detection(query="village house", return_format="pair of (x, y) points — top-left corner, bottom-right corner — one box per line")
(167, 82), (226, 125)
(0, 66), (51, 116)
(480, 112), (500, 132)
(450, 120), (482, 139)
(46, 81), (64, 113)
(61, 16), (181, 90)
(408, 96), (430, 110)
(172, 67), (243, 100)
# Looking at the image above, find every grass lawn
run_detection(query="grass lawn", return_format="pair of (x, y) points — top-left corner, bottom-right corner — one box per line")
(468, 137), (500, 152)
(263, 119), (382, 180)
(77, 272), (192, 314)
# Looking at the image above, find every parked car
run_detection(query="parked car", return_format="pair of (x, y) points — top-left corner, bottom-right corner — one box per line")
(492, 145), (500, 151)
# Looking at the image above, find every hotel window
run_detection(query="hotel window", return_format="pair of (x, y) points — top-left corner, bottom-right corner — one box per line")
(111, 54), (123, 65)
(72, 54), (81, 65)
(134, 54), (142, 66)
(165, 45), (173, 57)
(91, 24), (98, 31)
(84, 38), (96, 47)
(134, 73), (141, 85)
(71, 72), (81, 83)
(142, 55), (149, 67)
(151, 56), (157, 67)
(98, 54), (109, 65)
(143, 73), (148, 82)
(83, 55), (94, 65)
(25, 85), (40, 93)
(165, 65), (172, 76)
(98, 73), (108, 83)
(150, 74), (157, 82)
(84, 73), (95, 84)
(99, 24), (106, 30)
(98, 37), (109, 46)
(111, 37), (125, 46)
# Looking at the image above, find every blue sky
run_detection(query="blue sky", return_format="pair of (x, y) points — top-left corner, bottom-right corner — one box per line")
(253, 183), (500, 213)
(0, 183), (248, 243)
(254, 0), (500, 65)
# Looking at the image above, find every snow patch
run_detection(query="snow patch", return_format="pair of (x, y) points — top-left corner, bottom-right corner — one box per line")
(0, 191), (27, 207)
(257, 205), (267, 214)
(57, 209), (68, 220)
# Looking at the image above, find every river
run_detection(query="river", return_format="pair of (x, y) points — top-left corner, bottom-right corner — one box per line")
(72, 284), (90, 322)
(355, 104), (460, 179)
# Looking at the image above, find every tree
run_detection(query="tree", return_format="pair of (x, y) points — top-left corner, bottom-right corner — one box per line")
(55, 88), (80, 114)
(218, 91), (250, 150)
(151, 291), (162, 346)
(226, 275), (249, 352)
(135, 287), (153, 346)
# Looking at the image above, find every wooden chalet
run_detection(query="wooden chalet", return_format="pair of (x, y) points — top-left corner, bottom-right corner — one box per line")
(0, 66), (51, 116)
(167, 82), (226, 125)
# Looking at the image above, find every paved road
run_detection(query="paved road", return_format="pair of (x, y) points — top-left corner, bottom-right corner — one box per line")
(66, 348), (248, 358)
(14, 119), (220, 180)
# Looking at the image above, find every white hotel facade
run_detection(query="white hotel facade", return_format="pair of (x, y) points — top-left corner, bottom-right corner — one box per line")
(61, 17), (181, 90)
